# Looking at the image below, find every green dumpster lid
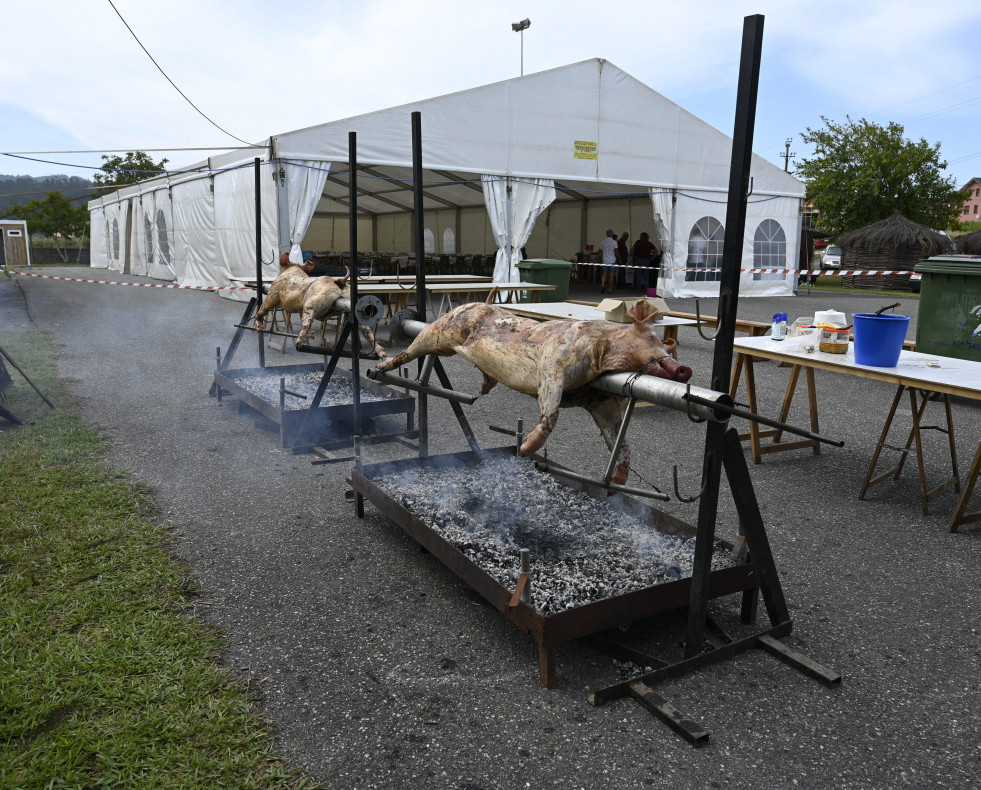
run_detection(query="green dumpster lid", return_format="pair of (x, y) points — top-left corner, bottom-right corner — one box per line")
(516, 258), (574, 269)
(914, 255), (981, 275)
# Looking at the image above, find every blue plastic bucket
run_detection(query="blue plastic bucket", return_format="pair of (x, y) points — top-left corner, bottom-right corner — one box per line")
(853, 313), (910, 367)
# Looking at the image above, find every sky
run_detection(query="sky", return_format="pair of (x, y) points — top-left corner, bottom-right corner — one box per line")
(2, 0), (981, 192)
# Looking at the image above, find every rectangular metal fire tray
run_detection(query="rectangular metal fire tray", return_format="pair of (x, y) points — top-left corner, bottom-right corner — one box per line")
(350, 447), (760, 687)
(215, 363), (414, 448)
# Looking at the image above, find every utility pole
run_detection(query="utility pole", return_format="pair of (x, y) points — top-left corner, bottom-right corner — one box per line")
(782, 138), (795, 172)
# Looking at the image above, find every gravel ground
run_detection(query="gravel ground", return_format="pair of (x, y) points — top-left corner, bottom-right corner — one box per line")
(4, 267), (980, 789)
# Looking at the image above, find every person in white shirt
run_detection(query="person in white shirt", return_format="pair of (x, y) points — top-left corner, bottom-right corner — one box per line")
(600, 229), (618, 293)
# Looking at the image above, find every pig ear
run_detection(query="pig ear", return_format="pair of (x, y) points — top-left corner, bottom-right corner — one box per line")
(627, 298), (660, 329)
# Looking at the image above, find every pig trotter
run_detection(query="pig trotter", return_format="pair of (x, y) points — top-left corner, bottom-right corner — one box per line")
(520, 412), (558, 455)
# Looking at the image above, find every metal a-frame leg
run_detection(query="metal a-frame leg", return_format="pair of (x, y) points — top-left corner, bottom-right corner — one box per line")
(290, 322), (354, 451)
(210, 298), (256, 396)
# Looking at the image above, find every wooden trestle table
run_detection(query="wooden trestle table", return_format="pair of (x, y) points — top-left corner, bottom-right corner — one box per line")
(729, 335), (981, 532)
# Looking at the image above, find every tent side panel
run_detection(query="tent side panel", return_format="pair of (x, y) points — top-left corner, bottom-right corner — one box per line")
(89, 206), (108, 269)
(171, 179), (220, 288)
(214, 165), (278, 284)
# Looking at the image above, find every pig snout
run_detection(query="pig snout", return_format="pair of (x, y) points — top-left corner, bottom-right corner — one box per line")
(651, 356), (692, 383)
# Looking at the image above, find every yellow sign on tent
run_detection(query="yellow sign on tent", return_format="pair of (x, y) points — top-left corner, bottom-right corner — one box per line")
(573, 140), (598, 160)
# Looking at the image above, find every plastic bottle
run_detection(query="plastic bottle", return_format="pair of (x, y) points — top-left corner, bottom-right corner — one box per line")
(771, 312), (788, 340)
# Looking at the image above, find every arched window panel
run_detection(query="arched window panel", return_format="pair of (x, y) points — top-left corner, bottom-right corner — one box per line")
(423, 227), (435, 255)
(685, 216), (724, 282)
(753, 219), (786, 281)
(442, 227), (456, 254)
(112, 218), (120, 260)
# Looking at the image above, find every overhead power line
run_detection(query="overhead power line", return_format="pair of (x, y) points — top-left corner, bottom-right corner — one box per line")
(1, 147), (264, 155)
(106, 0), (253, 146)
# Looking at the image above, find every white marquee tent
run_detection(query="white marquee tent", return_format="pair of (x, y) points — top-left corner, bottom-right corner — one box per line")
(88, 59), (805, 298)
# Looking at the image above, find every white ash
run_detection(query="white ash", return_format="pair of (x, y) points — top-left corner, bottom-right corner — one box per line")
(233, 371), (397, 410)
(373, 455), (734, 616)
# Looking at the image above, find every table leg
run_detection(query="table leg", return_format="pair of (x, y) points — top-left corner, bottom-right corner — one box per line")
(772, 364), (801, 443)
(908, 387), (930, 514)
(944, 393), (960, 494)
(663, 326), (679, 360)
(729, 353), (745, 400)
(806, 367), (821, 456)
(949, 440), (981, 533)
(858, 385), (906, 501)
(744, 356), (762, 464)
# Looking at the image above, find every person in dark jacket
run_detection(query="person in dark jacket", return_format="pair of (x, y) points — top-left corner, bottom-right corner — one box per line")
(632, 232), (657, 293)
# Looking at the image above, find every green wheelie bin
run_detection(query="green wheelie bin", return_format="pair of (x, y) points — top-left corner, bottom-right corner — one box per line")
(914, 255), (981, 361)
(516, 259), (573, 303)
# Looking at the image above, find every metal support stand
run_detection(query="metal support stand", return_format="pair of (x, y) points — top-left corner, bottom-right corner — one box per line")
(587, 429), (839, 744)
(210, 298), (256, 396)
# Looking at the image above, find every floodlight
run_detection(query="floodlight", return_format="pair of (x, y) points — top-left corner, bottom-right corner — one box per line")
(511, 19), (531, 32)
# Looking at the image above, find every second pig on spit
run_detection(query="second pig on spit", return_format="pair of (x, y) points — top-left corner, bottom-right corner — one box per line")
(375, 298), (691, 485)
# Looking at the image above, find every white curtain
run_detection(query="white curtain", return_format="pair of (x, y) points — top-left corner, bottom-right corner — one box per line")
(481, 175), (556, 283)
(650, 188), (675, 296)
(285, 160), (331, 263)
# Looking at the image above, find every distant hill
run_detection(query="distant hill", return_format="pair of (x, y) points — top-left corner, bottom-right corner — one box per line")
(0, 174), (95, 217)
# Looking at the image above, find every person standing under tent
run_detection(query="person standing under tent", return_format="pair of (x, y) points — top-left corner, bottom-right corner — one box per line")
(600, 229), (617, 294)
(615, 231), (630, 291)
(632, 232), (656, 294)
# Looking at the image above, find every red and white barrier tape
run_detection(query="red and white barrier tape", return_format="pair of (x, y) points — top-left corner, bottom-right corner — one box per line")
(572, 261), (916, 276)
(5, 270), (256, 291)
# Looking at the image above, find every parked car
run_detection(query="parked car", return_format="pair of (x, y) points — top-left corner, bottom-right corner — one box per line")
(822, 245), (842, 270)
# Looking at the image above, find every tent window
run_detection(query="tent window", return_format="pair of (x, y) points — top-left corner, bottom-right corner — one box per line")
(752, 219), (786, 281)
(442, 227), (456, 254)
(685, 217), (724, 282)
(112, 218), (120, 260)
(156, 209), (171, 266)
(423, 228), (435, 254)
(143, 213), (154, 265)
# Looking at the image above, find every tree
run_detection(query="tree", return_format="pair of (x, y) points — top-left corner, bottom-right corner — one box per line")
(795, 116), (967, 236)
(92, 151), (169, 189)
(5, 191), (90, 262)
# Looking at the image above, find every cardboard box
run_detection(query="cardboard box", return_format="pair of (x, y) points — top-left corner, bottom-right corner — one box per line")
(596, 296), (669, 323)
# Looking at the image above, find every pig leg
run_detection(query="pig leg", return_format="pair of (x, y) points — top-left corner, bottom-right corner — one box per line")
(520, 369), (564, 455)
(254, 294), (279, 333)
(375, 318), (463, 372)
(586, 397), (631, 486)
(358, 324), (387, 359)
(480, 373), (498, 396)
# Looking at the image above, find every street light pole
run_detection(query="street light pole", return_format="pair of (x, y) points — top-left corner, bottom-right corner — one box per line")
(511, 18), (531, 76)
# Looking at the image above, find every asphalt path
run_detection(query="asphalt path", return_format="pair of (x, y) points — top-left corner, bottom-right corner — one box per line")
(3, 267), (980, 788)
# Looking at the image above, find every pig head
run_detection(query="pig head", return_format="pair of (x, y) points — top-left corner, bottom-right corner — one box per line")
(376, 298), (690, 485)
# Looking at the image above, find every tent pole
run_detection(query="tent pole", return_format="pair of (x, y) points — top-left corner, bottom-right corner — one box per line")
(505, 178), (513, 282)
(275, 159), (290, 258)
(254, 157), (265, 369)
(348, 132), (362, 449)
(411, 111), (429, 458)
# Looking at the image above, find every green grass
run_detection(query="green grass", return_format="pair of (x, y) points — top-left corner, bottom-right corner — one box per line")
(0, 332), (310, 789)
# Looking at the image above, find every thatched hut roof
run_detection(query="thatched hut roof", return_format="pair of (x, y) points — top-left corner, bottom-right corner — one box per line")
(956, 228), (981, 255)
(835, 211), (954, 291)
(837, 211), (953, 255)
